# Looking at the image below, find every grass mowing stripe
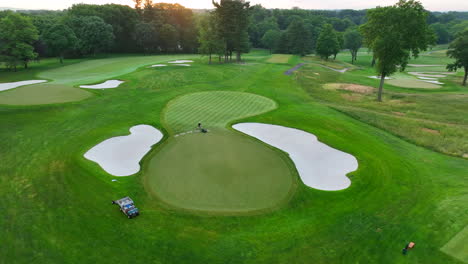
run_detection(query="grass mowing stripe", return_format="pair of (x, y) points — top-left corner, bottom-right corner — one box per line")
(163, 91), (277, 134)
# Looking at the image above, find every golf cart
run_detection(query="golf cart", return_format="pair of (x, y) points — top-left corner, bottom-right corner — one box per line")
(112, 197), (140, 219)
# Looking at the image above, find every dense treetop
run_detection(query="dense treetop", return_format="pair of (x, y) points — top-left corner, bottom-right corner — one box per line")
(0, 2), (467, 68)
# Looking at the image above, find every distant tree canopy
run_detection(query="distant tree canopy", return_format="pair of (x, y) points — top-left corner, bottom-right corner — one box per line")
(0, 3), (468, 69)
(0, 12), (38, 71)
(42, 23), (77, 63)
(344, 28), (363, 64)
(447, 30), (468, 86)
(361, 0), (436, 101)
(212, 0), (251, 63)
(316, 24), (339, 60)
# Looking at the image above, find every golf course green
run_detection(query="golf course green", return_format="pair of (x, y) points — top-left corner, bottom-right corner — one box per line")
(1, 48), (467, 263)
(163, 91), (277, 134)
(146, 130), (295, 213)
(147, 90), (291, 213)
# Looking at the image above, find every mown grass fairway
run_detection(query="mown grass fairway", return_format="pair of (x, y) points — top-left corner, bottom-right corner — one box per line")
(1, 49), (467, 263)
(145, 131), (295, 213)
(441, 225), (468, 263)
(0, 55), (196, 105)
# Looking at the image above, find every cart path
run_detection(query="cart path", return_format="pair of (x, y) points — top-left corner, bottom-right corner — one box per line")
(284, 63), (306, 75)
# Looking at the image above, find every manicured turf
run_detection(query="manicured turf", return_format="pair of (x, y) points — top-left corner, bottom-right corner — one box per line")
(145, 130), (296, 213)
(39, 55), (196, 85)
(0, 49), (467, 263)
(0, 83), (92, 105)
(0, 55), (196, 105)
(267, 54), (293, 64)
(163, 91), (277, 134)
(441, 225), (468, 263)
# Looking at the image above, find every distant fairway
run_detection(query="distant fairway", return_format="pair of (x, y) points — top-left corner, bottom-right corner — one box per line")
(267, 54), (292, 64)
(145, 130), (295, 213)
(163, 91), (277, 134)
(39, 55), (191, 85)
(0, 55), (195, 105)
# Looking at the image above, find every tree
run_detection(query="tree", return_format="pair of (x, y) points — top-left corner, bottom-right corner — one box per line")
(68, 4), (139, 52)
(446, 30), (468, 86)
(316, 24), (339, 60)
(334, 32), (344, 59)
(430, 23), (451, 44)
(276, 31), (289, 53)
(134, 22), (158, 54)
(287, 18), (311, 56)
(360, 0), (435, 101)
(67, 16), (114, 56)
(0, 12), (38, 71)
(212, 0), (251, 63)
(344, 29), (362, 64)
(42, 23), (77, 63)
(159, 24), (178, 52)
(261, 29), (281, 54)
(198, 14), (225, 64)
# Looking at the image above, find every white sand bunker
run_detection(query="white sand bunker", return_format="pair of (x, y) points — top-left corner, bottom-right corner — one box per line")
(80, 80), (124, 89)
(175, 64), (191, 67)
(417, 77), (437, 80)
(233, 123), (358, 191)
(407, 64), (444, 67)
(150, 64), (167, 67)
(84, 125), (163, 176)
(422, 80), (444, 85)
(168, 60), (193, 64)
(368, 76), (392, 80)
(0, 80), (47, 92)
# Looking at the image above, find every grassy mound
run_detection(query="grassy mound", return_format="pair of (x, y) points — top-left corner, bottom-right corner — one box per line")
(145, 130), (295, 213)
(163, 91), (276, 134)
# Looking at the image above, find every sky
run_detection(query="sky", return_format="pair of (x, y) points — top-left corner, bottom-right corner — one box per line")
(1, 0), (467, 12)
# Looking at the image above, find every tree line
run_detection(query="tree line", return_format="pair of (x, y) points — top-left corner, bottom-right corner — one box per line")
(0, 1), (198, 71)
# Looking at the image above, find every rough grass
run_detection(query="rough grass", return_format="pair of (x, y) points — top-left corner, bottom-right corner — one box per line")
(0, 50), (467, 264)
(304, 49), (468, 157)
(145, 130), (296, 213)
(163, 91), (277, 134)
(267, 54), (293, 64)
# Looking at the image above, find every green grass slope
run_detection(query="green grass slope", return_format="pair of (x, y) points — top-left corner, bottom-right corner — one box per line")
(0, 50), (466, 263)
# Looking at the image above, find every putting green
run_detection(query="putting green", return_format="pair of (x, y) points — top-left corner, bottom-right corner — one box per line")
(146, 90), (290, 213)
(0, 83), (92, 105)
(145, 130), (296, 213)
(163, 91), (277, 134)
